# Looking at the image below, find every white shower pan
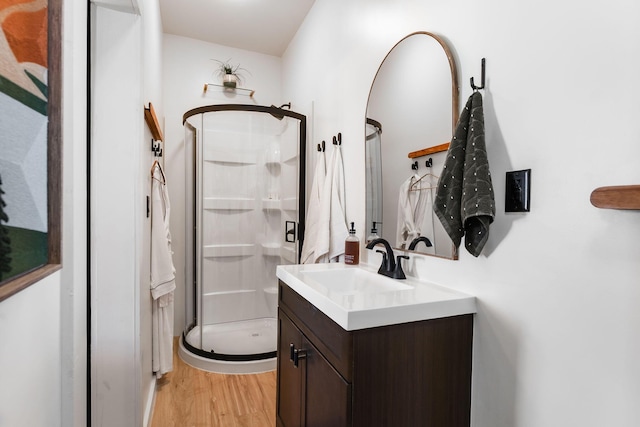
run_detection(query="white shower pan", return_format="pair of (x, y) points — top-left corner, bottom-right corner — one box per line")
(179, 318), (277, 374)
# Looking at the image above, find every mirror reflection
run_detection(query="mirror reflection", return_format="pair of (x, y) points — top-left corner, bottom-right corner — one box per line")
(365, 32), (459, 259)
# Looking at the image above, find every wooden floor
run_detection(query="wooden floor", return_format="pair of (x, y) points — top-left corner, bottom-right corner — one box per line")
(150, 339), (277, 427)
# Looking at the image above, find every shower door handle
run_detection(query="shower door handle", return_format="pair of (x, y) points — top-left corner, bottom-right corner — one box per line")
(285, 221), (296, 243)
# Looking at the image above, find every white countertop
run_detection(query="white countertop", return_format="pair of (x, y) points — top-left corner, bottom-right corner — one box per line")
(276, 263), (476, 331)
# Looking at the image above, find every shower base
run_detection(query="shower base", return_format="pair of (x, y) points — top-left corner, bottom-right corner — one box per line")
(178, 317), (277, 374)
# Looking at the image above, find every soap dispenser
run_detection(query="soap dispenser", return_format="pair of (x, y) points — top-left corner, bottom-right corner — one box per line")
(366, 221), (380, 244)
(345, 222), (360, 265)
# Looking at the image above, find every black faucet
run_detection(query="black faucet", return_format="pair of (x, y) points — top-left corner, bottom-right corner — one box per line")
(408, 236), (433, 251)
(365, 238), (409, 279)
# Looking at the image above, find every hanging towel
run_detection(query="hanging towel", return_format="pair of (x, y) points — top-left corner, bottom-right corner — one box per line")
(396, 174), (421, 249)
(433, 91), (495, 257)
(150, 161), (176, 377)
(416, 183), (437, 255)
(315, 144), (348, 262)
(300, 149), (326, 264)
(328, 145), (348, 259)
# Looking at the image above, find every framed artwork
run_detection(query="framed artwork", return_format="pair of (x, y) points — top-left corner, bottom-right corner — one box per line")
(0, 0), (62, 302)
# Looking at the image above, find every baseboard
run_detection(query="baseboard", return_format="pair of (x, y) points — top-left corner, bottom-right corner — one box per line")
(143, 375), (157, 427)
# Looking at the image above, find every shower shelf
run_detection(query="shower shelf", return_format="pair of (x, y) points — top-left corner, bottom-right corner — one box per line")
(204, 197), (255, 210)
(203, 244), (256, 258)
(203, 289), (255, 297)
(205, 149), (257, 164)
(283, 155), (298, 164)
(203, 83), (255, 97)
(262, 199), (282, 210)
(261, 198), (297, 211)
(261, 243), (281, 257)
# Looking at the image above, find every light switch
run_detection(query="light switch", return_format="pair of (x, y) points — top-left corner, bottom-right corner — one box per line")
(505, 169), (531, 212)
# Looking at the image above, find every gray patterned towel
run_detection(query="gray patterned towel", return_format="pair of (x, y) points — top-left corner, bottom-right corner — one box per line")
(433, 91), (495, 257)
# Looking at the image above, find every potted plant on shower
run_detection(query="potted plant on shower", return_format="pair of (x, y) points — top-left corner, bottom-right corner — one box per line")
(213, 58), (250, 89)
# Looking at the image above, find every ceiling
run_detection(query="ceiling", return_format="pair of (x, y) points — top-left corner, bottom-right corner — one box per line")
(158, 0), (316, 57)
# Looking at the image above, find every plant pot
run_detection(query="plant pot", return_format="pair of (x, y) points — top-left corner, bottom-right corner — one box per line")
(222, 74), (237, 88)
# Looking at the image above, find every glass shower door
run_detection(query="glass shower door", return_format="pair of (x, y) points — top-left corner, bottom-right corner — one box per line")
(186, 107), (302, 361)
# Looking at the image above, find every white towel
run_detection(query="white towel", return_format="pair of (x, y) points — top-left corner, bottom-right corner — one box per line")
(395, 174), (422, 249)
(300, 149), (326, 264)
(328, 145), (348, 259)
(315, 144), (348, 263)
(415, 183), (437, 255)
(152, 292), (174, 378)
(150, 162), (175, 377)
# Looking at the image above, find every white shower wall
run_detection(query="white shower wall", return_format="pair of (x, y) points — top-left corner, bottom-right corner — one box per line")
(190, 111), (300, 332)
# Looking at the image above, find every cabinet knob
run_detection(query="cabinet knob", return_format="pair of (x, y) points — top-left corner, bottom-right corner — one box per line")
(293, 348), (307, 367)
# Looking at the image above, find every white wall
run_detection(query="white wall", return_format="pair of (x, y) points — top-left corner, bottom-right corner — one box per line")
(162, 35), (285, 332)
(91, 0), (163, 425)
(140, 0), (164, 422)
(60, 1), (89, 425)
(0, 1), (88, 426)
(91, 6), (142, 425)
(284, 0), (640, 426)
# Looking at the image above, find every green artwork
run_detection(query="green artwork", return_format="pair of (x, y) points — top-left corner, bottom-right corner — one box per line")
(0, 175), (11, 281)
(0, 174), (47, 282)
(0, 2), (50, 287)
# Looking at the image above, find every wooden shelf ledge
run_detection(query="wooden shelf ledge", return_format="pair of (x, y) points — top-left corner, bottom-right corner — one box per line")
(408, 142), (450, 158)
(590, 185), (640, 210)
(144, 102), (163, 141)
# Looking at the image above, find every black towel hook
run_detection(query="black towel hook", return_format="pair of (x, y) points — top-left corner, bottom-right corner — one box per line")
(470, 58), (486, 91)
(411, 161), (418, 170)
(151, 139), (162, 157)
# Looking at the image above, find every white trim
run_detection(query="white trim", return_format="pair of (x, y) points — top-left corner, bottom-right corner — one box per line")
(143, 376), (157, 427)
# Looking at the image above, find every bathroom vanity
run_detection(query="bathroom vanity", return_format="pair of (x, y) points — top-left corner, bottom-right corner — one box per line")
(275, 264), (476, 427)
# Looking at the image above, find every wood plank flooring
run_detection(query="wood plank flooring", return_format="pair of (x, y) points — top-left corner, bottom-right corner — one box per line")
(150, 339), (277, 427)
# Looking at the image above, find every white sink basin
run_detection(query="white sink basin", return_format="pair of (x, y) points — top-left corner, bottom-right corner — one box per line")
(301, 268), (411, 295)
(276, 263), (476, 331)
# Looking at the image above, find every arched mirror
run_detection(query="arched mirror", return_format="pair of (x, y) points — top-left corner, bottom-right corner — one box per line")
(365, 31), (459, 259)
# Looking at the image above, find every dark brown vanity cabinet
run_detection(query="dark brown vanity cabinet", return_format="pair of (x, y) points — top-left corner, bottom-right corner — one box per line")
(276, 281), (474, 427)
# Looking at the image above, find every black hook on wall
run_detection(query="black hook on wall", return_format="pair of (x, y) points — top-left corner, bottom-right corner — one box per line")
(411, 161), (419, 170)
(333, 133), (342, 145)
(151, 139), (162, 157)
(470, 58), (486, 91)
(317, 140), (326, 152)
(425, 158), (433, 167)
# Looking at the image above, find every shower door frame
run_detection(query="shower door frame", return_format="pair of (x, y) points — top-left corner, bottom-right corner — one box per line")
(182, 104), (306, 362)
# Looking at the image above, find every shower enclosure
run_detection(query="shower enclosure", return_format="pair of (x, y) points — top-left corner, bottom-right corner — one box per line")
(179, 104), (306, 374)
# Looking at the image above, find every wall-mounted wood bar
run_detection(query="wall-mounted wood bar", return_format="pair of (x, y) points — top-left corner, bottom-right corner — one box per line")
(408, 142), (450, 159)
(590, 185), (640, 210)
(144, 102), (163, 141)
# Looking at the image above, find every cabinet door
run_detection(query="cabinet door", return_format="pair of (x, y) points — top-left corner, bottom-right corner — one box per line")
(277, 312), (303, 427)
(304, 335), (352, 427)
